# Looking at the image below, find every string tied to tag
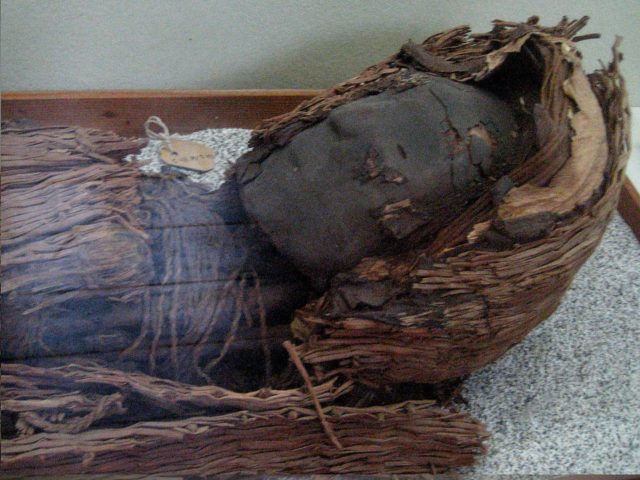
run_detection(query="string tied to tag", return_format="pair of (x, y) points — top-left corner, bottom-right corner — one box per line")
(144, 115), (174, 150)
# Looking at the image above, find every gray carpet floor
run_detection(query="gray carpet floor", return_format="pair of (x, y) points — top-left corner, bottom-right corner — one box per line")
(462, 213), (640, 475)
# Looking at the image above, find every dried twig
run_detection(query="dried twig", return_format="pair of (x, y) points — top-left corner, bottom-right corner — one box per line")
(283, 340), (343, 450)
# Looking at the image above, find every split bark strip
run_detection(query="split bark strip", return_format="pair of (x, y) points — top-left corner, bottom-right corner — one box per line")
(252, 272), (274, 384)
(283, 340), (343, 450)
(15, 393), (126, 435)
(2, 401), (488, 476)
(200, 275), (247, 379)
(496, 39), (609, 238)
(1, 363), (353, 420)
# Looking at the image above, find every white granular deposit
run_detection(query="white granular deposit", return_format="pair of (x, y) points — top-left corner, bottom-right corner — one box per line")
(460, 212), (640, 475)
(126, 128), (252, 190)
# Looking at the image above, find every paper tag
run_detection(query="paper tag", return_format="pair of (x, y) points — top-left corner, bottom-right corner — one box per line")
(160, 139), (216, 172)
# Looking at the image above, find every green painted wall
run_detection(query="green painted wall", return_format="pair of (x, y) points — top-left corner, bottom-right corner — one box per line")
(1, 0), (638, 106)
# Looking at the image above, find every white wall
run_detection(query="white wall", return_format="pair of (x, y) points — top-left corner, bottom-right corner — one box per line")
(1, 0), (639, 106)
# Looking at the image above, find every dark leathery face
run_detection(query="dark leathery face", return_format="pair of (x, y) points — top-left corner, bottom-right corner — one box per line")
(238, 75), (524, 286)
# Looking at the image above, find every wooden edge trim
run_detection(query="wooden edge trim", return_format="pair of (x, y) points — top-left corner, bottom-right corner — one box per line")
(0, 90), (322, 136)
(1, 89), (323, 101)
(619, 177), (640, 242)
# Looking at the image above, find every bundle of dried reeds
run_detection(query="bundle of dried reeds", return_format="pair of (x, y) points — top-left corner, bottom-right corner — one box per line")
(1, 363), (487, 475)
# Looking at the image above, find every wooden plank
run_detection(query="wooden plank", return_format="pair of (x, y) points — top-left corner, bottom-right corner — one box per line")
(619, 177), (640, 241)
(1, 90), (320, 137)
